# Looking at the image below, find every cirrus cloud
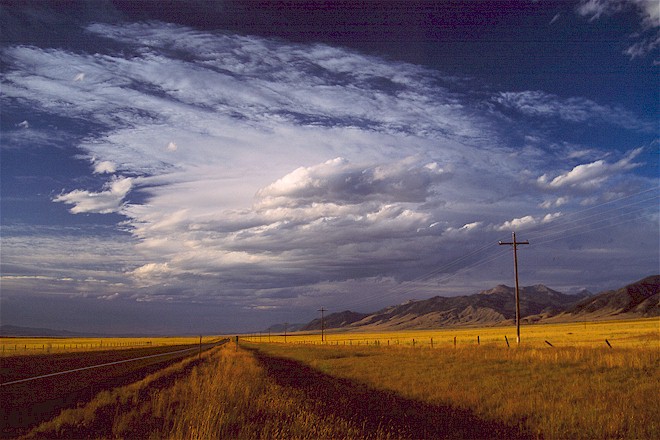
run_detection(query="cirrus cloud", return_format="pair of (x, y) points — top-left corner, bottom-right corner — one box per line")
(576, 0), (660, 59)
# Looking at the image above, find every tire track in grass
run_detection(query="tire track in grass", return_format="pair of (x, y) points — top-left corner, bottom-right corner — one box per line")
(250, 347), (534, 440)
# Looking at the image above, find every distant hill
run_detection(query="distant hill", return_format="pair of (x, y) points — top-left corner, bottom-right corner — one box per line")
(302, 310), (370, 331)
(347, 284), (589, 330)
(0, 325), (94, 337)
(264, 323), (307, 333)
(551, 275), (659, 320)
(296, 276), (658, 331)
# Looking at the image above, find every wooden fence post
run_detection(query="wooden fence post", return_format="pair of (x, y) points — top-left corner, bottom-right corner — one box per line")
(505, 336), (510, 347)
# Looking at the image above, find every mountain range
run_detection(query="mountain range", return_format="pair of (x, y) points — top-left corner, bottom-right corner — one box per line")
(299, 275), (659, 331)
(4, 277), (656, 336)
(0, 325), (94, 337)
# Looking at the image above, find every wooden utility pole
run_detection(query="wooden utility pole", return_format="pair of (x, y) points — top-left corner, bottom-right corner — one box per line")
(318, 307), (326, 342)
(284, 322), (288, 343)
(499, 231), (529, 345)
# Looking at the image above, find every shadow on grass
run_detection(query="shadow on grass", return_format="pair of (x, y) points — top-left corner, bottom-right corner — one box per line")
(250, 347), (535, 440)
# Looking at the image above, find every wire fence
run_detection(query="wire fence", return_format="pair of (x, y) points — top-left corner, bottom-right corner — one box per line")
(0, 337), (224, 356)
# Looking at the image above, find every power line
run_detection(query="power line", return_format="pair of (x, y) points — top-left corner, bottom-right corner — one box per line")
(334, 186), (658, 311)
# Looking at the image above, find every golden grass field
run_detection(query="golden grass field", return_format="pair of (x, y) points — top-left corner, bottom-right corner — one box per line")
(249, 318), (659, 439)
(0, 336), (214, 356)
(242, 317), (659, 348)
(6, 318), (659, 439)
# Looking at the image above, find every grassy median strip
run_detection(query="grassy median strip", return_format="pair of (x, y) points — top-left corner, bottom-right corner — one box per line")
(24, 344), (393, 439)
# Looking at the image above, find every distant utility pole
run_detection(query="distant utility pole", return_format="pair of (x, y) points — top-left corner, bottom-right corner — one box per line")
(284, 322), (288, 343)
(499, 231), (529, 345)
(318, 307), (326, 342)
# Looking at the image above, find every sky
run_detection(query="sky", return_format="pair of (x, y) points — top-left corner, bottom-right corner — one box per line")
(1, 0), (658, 335)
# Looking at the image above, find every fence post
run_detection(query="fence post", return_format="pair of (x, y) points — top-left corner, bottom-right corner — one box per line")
(453, 336), (456, 348)
(412, 339), (415, 347)
(430, 338), (433, 348)
(477, 336), (480, 345)
(505, 336), (510, 348)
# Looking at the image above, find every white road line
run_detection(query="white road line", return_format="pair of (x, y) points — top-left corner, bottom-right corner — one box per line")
(1, 345), (206, 387)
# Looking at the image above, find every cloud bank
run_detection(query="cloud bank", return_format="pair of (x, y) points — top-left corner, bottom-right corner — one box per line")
(2, 21), (657, 316)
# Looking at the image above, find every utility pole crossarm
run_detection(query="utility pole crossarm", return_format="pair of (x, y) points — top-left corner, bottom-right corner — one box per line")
(499, 231), (530, 345)
(498, 240), (530, 246)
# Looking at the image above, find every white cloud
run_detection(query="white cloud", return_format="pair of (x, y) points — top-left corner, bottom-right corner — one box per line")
(131, 262), (171, 279)
(540, 196), (569, 209)
(93, 160), (116, 174)
(537, 148), (643, 190)
(542, 212), (563, 223)
(496, 215), (537, 231)
(495, 212), (561, 231)
(99, 292), (121, 300)
(54, 176), (133, 214)
(256, 156), (450, 209)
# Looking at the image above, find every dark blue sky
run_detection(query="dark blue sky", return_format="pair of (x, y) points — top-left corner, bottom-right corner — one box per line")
(1, 0), (658, 334)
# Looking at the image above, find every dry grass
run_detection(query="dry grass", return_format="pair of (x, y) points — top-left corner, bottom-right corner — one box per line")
(18, 319), (659, 439)
(255, 341), (660, 439)
(25, 344), (394, 439)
